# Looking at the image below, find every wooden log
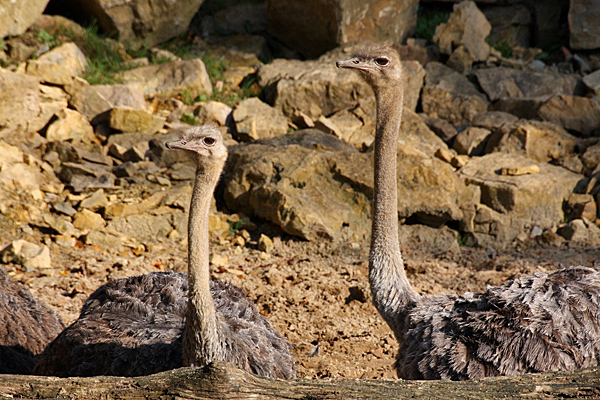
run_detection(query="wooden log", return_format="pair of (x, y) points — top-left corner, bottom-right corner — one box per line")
(0, 362), (599, 399)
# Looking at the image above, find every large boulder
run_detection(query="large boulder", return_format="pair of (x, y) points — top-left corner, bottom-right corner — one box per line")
(433, 1), (491, 73)
(223, 130), (464, 241)
(66, 0), (206, 49)
(569, 0), (600, 50)
(459, 152), (583, 246)
(421, 62), (489, 126)
(232, 97), (289, 141)
(0, 0), (50, 38)
(538, 95), (600, 137)
(267, 0), (418, 58)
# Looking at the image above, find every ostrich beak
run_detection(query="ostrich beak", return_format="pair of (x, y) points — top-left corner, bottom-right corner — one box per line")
(165, 139), (186, 150)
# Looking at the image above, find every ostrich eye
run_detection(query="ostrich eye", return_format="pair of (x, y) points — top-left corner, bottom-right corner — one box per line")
(375, 57), (389, 66)
(203, 137), (216, 146)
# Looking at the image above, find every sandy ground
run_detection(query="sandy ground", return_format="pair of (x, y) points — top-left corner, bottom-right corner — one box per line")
(1, 185), (599, 380)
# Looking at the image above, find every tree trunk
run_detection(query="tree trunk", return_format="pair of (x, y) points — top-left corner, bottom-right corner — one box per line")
(0, 362), (598, 399)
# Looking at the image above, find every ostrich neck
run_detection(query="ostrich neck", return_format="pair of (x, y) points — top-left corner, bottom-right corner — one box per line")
(369, 86), (420, 335)
(183, 163), (223, 366)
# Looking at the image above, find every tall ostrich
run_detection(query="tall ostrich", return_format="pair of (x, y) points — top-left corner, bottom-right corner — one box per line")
(337, 42), (600, 380)
(0, 267), (64, 374)
(34, 126), (296, 379)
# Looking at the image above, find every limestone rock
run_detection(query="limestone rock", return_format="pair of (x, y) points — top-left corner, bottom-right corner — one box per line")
(471, 111), (518, 132)
(106, 214), (176, 243)
(46, 108), (95, 142)
(538, 95), (600, 137)
(224, 130), (463, 241)
(485, 120), (577, 163)
(459, 152), (583, 246)
(0, 240), (51, 269)
(559, 218), (600, 245)
(233, 97), (289, 141)
(194, 101), (232, 127)
(474, 67), (578, 102)
(25, 42), (88, 85)
(582, 144), (600, 171)
(422, 62), (489, 126)
(84, 229), (123, 250)
(420, 114), (457, 144)
(433, 1), (491, 73)
(453, 127), (491, 156)
(109, 107), (166, 134)
(566, 194), (597, 221)
(93, 83), (147, 110)
(582, 69), (600, 96)
(79, 189), (109, 211)
(267, 0), (418, 58)
(118, 60), (213, 99)
(0, 72), (68, 133)
(483, 5), (531, 48)
(569, 0), (600, 50)
(0, 0), (50, 37)
(63, 78), (112, 124)
(76, 0), (206, 50)
(73, 209), (106, 231)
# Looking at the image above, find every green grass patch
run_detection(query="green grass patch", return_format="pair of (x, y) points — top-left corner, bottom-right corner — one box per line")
(414, 7), (450, 43)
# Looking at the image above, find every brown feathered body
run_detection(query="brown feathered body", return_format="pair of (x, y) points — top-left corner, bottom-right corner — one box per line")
(34, 126), (295, 379)
(338, 42), (600, 380)
(0, 267), (64, 374)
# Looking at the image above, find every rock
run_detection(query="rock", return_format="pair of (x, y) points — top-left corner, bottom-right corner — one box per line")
(474, 67), (578, 102)
(75, 0), (205, 50)
(491, 97), (545, 120)
(46, 141), (81, 164)
(499, 164), (540, 176)
(109, 107), (166, 134)
(224, 130), (463, 241)
(398, 225), (459, 254)
(194, 101), (232, 126)
(79, 189), (109, 211)
(52, 201), (77, 217)
(582, 144), (600, 171)
(25, 42), (88, 85)
(0, 141), (24, 165)
(459, 152), (583, 246)
(401, 60), (426, 112)
(485, 120), (577, 163)
(105, 214), (175, 243)
(582, 69), (600, 96)
(420, 114), (458, 144)
(63, 78), (112, 124)
(233, 97), (289, 141)
(258, 234), (274, 253)
(84, 229), (123, 250)
(0, 72), (68, 133)
(569, 0), (600, 50)
(483, 5), (531, 48)
(122, 142), (149, 163)
(117, 60), (213, 99)
(41, 214), (80, 237)
(421, 62), (489, 126)
(325, 110), (371, 148)
(433, 1), (491, 73)
(453, 127), (491, 156)
(399, 110), (450, 156)
(0, 240), (51, 269)
(559, 218), (600, 245)
(267, 0), (418, 58)
(103, 192), (167, 219)
(73, 209), (106, 230)
(538, 95), (600, 137)
(93, 83), (147, 110)
(0, 0), (49, 37)
(566, 194), (597, 221)
(46, 108), (96, 142)
(200, 2), (267, 36)
(471, 111), (518, 132)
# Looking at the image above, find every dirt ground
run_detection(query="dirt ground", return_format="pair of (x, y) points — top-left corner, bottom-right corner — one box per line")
(1, 185), (599, 380)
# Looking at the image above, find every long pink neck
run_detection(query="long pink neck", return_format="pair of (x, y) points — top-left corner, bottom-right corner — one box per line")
(183, 162), (223, 366)
(369, 83), (420, 338)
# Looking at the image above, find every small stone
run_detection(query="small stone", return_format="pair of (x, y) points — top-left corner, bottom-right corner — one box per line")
(42, 214), (80, 237)
(233, 236), (245, 246)
(52, 201), (77, 217)
(258, 233), (274, 253)
(499, 165), (540, 176)
(1, 240), (51, 268)
(258, 251), (270, 260)
(85, 229), (123, 250)
(73, 209), (106, 230)
(108, 143), (129, 161)
(211, 253), (228, 267)
(79, 189), (109, 211)
(167, 229), (180, 239)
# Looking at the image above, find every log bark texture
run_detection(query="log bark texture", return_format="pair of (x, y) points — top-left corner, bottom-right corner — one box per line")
(0, 362), (599, 399)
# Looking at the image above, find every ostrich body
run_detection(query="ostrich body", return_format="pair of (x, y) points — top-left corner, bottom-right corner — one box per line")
(337, 43), (600, 380)
(0, 267), (64, 374)
(34, 126), (296, 379)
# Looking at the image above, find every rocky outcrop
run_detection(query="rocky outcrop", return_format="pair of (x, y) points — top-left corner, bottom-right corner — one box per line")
(0, 0), (49, 37)
(267, 0), (419, 58)
(569, 0), (600, 50)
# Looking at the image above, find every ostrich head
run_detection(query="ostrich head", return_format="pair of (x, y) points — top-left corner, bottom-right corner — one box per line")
(336, 42), (403, 89)
(165, 126), (228, 170)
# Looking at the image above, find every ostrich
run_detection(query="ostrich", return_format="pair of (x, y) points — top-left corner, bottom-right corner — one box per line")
(34, 126), (296, 379)
(337, 42), (600, 380)
(0, 267), (64, 374)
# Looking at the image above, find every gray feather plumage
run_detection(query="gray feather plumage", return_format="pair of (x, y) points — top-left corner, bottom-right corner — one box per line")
(33, 271), (296, 378)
